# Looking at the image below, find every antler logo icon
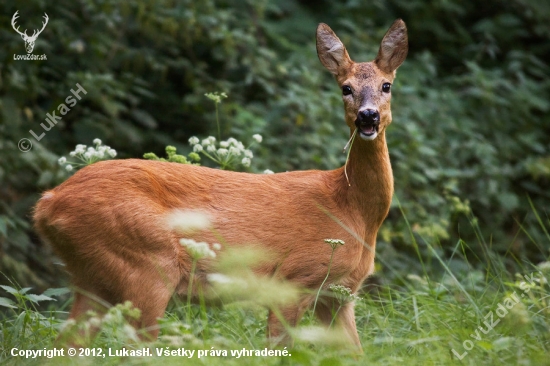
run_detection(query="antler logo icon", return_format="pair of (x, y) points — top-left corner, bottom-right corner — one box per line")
(11, 11), (49, 54)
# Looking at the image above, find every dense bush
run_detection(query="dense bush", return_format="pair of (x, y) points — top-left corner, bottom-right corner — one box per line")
(0, 0), (549, 289)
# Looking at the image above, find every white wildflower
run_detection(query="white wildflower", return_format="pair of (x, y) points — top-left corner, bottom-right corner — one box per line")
(180, 238), (216, 260)
(201, 138), (211, 147)
(229, 147), (241, 156)
(87, 147), (95, 153)
(207, 273), (234, 285)
(324, 239), (345, 246)
(241, 157), (251, 167)
(244, 150), (253, 158)
(263, 169), (274, 174)
(58, 157), (66, 165)
(95, 150), (105, 158)
(69, 151), (77, 157)
(93, 138), (102, 145)
(252, 134), (262, 143)
(193, 144), (203, 153)
(324, 238), (345, 250)
(188, 136), (199, 145)
(207, 145), (216, 153)
(88, 317), (102, 328)
(65, 165), (73, 172)
(217, 148), (228, 156)
(207, 136), (216, 144)
(84, 152), (92, 159)
(166, 210), (211, 234)
(227, 137), (238, 146)
(212, 243), (222, 250)
(107, 149), (117, 158)
(75, 144), (86, 150)
(329, 284), (359, 304)
(220, 141), (229, 148)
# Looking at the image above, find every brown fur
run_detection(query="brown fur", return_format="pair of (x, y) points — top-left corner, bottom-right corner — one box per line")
(33, 20), (408, 348)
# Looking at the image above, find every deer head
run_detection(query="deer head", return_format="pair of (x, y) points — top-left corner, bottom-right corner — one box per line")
(11, 11), (49, 54)
(316, 20), (408, 141)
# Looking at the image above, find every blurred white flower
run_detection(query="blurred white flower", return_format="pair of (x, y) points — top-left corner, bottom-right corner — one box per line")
(220, 141), (229, 148)
(58, 157), (67, 165)
(208, 273), (236, 285)
(108, 149), (117, 158)
(212, 243), (222, 250)
(207, 145), (216, 152)
(84, 152), (92, 159)
(244, 150), (253, 158)
(93, 138), (102, 145)
(188, 136), (199, 145)
(263, 169), (274, 174)
(217, 148), (228, 156)
(166, 210), (211, 234)
(241, 157), (251, 167)
(229, 147), (241, 156)
(193, 144), (203, 153)
(252, 134), (262, 143)
(65, 165), (73, 171)
(180, 238), (216, 260)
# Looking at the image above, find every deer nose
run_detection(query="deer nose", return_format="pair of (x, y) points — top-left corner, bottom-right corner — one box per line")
(357, 109), (380, 125)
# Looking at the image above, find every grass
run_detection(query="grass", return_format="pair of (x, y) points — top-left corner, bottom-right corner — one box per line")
(1, 215), (549, 365)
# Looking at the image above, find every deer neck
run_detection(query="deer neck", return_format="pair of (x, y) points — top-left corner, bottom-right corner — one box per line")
(330, 130), (394, 232)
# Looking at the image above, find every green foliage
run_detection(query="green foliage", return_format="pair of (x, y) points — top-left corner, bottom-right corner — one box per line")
(144, 145), (198, 164)
(0, 0), (548, 295)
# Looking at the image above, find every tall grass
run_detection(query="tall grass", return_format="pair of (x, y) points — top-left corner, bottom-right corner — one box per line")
(1, 208), (549, 366)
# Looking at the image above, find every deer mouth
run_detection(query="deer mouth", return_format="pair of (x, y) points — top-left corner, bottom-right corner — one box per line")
(355, 120), (379, 140)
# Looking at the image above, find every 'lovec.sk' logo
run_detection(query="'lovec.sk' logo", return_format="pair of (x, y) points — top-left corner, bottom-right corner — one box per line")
(11, 10), (48, 60)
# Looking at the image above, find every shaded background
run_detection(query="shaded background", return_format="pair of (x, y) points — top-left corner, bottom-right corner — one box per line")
(0, 0), (549, 290)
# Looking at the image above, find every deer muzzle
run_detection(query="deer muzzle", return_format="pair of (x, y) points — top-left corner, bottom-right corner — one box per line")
(355, 109), (380, 140)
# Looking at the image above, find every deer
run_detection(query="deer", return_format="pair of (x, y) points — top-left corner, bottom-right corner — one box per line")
(33, 19), (407, 349)
(11, 11), (49, 54)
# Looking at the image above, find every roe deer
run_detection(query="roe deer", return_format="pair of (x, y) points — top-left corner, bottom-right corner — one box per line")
(34, 20), (407, 348)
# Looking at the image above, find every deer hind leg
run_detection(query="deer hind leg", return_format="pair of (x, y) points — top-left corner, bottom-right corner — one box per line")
(57, 287), (110, 346)
(314, 299), (362, 349)
(60, 258), (177, 344)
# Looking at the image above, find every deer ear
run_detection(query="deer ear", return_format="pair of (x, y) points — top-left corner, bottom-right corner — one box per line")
(375, 19), (408, 74)
(316, 23), (353, 76)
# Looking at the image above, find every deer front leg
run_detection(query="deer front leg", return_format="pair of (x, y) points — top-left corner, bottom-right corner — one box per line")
(315, 299), (362, 349)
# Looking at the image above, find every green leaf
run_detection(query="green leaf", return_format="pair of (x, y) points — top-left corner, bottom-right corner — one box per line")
(0, 217), (7, 238)
(42, 288), (71, 297)
(19, 287), (32, 294)
(0, 285), (18, 295)
(26, 294), (55, 303)
(0, 297), (17, 309)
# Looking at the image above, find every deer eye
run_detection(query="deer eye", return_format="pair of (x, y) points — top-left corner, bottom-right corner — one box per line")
(342, 85), (352, 96)
(382, 83), (391, 93)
